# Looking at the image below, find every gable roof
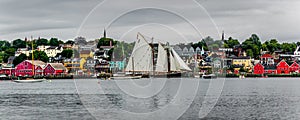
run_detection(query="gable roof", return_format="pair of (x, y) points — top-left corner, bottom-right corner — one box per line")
(47, 63), (66, 70)
(261, 54), (273, 58)
(276, 60), (289, 67)
(26, 60), (46, 66)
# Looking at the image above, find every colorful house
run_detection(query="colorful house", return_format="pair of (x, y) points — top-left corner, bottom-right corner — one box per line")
(63, 58), (86, 74)
(289, 61), (300, 73)
(79, 50), (93, 59)
(15, 60), (46, 77)
(0, 64), (15, 76)
(277, 60), (289, 74)
(44, 63), (67, 76)
(260, 54), (274, 65)
(253, 63), (264, 74)
(232, 56), (253, 72)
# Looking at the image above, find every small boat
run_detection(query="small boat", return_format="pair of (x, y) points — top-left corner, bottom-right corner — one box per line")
(13, 78), (45, 83)
(202, 74), (217, 79)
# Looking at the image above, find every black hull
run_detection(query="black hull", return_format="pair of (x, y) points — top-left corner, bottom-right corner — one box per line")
(151, 72), (182, 78)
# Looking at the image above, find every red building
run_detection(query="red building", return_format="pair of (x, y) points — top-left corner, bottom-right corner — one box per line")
(253, 63), (264, 74)
(44, 63), (67, 76)
(289, 61), (300, 73)
(277, 60), (289, 74)
(15, 60), (46, 77)
(0, 64), (15, 76)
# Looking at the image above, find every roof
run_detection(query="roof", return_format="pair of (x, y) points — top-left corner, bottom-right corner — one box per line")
(47, 63), (66, 70)
(26, 60), (46, 66)
(261, 54), (273, 58)
(46, 46), (58, 49)
(80, 50), (91, 54)
(8, 56), (16, 63)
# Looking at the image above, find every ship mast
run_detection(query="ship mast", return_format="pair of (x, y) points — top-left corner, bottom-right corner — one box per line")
(31, 36), (34, 77)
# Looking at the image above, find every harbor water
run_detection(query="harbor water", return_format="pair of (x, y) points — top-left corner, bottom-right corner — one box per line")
(1, 78), (300, 120)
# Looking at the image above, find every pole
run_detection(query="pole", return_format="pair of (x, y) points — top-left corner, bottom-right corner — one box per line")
(31, 36), (35, 77)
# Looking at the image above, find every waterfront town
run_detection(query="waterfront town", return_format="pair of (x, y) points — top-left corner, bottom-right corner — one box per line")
(1, 31), (300, 79)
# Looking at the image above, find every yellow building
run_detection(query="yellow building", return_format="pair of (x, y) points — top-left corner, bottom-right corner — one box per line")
(232, 56), (253, 71)
(63, 58), (86, 72)
(79, 50), (93, 59)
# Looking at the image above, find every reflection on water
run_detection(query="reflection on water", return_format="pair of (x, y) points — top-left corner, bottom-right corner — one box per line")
(1, 78), (300, 119)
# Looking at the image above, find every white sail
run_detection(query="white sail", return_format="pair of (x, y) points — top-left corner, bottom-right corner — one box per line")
(170, 52), (179, 71)
(155, 43), (168, 72)
(171, 48), (192, 71)
(125, 35), (153, 72)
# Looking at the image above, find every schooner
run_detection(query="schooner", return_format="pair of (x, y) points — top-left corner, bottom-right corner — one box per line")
(125, 33), (192, 78)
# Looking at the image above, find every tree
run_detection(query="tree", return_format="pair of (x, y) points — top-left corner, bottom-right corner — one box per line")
(242, 34), (262, 59)
(13, 53), (27, 66)
(75, 37), (87, 45)
(58, 40), (64, 45)
(281, 43), (296, 53)
(49, 38), (59, 46)
(61, 49), (73, 58)
(225, 37), (240, 48)
(0, 41), (11, 51)
(29, 51), (49, 63)
(12, 39), (26, 48)
(97, 37), (116, 48)
(36, 38), (48, 46)
(3, 48), (16, 63)
(246, 49), (254, 58)
(66, 40), (75, 45)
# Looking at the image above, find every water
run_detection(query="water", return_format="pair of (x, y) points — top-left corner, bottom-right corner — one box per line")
(1, 78), (300, 120)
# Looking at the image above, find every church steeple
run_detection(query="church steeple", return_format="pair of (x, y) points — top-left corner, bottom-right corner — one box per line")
(221, 30), (225, 41)
(103, 28), (106, 38)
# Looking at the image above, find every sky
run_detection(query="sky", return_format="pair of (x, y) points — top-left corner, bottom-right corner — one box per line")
(0, 0), (300, 44)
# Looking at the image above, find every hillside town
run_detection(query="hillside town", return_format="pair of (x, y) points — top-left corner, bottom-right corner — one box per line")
(1, 31), (300, 79)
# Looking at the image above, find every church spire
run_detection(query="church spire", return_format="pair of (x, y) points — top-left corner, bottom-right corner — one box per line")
(103, 28), (106, 38)
(222, 30), (225, 41)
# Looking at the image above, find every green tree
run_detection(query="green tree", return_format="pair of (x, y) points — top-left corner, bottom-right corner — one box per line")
(281, 43), (296, 53)
(58, 40), (64, 45)
(224, 37), (240, 48)
(49, 38), (59, 46)
(66, 40), (75, 45)
(61, 49), (73, 58)
(246, 49), (254, 58)
(12, 39), (26, 48)
(3, 48), (16, 63)
(13, 53), (27, 66)
(0, 41), (11, 51)
(97, 37), (116, 48)
(36, 38), (48, 46)
(242, 34), (262, 59)
(29, 51), (49, 63)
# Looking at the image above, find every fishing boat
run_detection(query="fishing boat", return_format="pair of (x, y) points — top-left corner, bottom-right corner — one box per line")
(125, 33), (192, 78)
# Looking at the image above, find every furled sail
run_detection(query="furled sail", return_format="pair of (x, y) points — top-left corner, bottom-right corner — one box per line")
(125, 35), (153, 72)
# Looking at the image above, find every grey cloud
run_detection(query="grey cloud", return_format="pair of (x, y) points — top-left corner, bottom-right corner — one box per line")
(0, 0), (299, 43)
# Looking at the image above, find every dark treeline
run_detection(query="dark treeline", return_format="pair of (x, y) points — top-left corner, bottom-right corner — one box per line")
(0, 34), (299, 63)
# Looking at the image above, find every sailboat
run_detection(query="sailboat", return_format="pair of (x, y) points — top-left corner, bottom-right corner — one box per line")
(14, 37), (45, 83)
(125, 33), (192, 78)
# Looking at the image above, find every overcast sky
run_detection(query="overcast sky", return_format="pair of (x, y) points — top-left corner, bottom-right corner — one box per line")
(0, 0), (300, 44)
